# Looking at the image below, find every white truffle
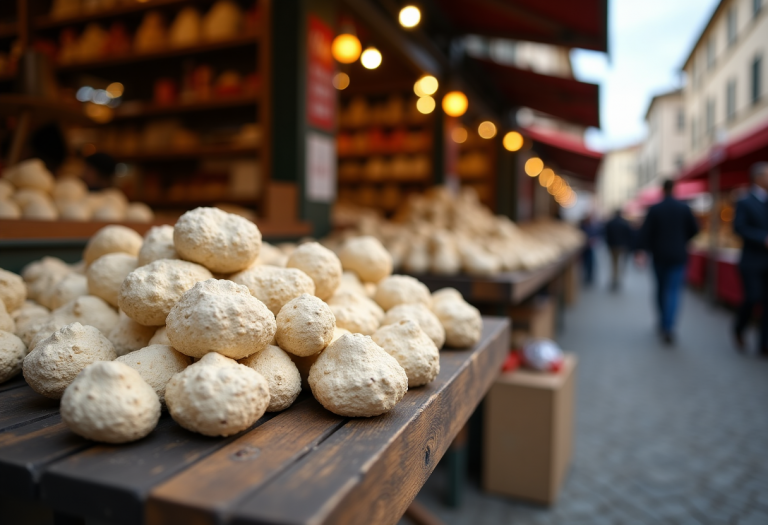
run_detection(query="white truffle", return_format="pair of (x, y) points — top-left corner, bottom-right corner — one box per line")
(118, 259), (213, 326)
(289, 327), (349, 390)
(149, 326), (171, 346)
(230, 265), (315, 315)
(432, 298), (483, 348)
(4, 159), (54, 193)
(28, 295), (119, 351)
(0, 179), (13, 200)
(116, 344), (192, 404)
(87, 253), (138, 307)
(46, 273), (89, 310)
(0, 199), (21, 218)
(0, 331), (27, 383)
(22, 199), (58, 220)
(165, 352), (270, 436)
(275, 293), (335, 357)
(338, 236), (393, 283)
(138, 225), (178, 266)
(83, 225), (143, 265)
(431, 287), (464, 305)
(0, 300), (14, 332)
(286, 242), (342, 300)
(53, 178), (88, 202)
(336, 271), (367, 296)
(240, 345), (301, 412)
(57, 201), (92, 221)
(373, 320), (440, 387)
(166, 279), (276, 359)
(309, 333), (407, 417)
(173, 207), (262, 273)
(92, 205), (125, 222)
(256, 242), (288, 266)
(12, 301), (49, 343)
(23, 322), (117, 399)
(60, 361), (160, 443)
(13, 188), (49, 208)
(21, 257), (70, 284)
(373, 275), (431, 312)
(382, 303), (445, 349)
(125, 202), (154, 223)
(108, 311), (157, 356)
(0, 268), (26, 312)
(327, 291), (384, 336)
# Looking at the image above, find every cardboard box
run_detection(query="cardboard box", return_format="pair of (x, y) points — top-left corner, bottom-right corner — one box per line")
(482, 354), (577, 505)
(508, 295), (556, 342)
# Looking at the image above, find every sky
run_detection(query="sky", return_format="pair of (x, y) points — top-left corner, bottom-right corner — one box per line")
(571, 0), (720, 152)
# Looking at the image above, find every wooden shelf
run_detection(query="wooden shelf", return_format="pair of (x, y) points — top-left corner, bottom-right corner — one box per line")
(111, 144), (258, 162)
(112, 94), (259, 120)
(55, 34), (259, 72)
(338, 122), (430, 132)
(338, 179), (431, 185)
(141, 198), (259, 208)
(338, 149), (432, 159)
(35, 0), (216, 30)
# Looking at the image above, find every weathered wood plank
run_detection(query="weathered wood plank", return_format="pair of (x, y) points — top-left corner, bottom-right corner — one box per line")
(0, 375), (27, 393)
(145, 399), (345, 525)
(40, 413), (275, 525)
(0, 415), (91, 500)
(230, 318), (510, 525)
(0, 386), (59, 433)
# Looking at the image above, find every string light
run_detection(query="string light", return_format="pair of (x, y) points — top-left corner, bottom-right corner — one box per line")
(442, 91), (468, 117)
(451, 127), (468, 143)
(524, 157), (544, 177)
(360, 47), (382, 69)
(416, 96), (435, 114)
(399, 6), (421, 28)
(332, 72), (350, 90)
(332, 34), (362, 64)
(540, 168), (555, 187)
(478, 121), (497, 139)
(414, 75), (438, 97)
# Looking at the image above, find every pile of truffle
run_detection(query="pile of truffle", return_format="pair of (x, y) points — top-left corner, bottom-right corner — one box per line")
(0, 206), (482, 444)
(329, 187), (585, 276)
(0, 158), (155, 222)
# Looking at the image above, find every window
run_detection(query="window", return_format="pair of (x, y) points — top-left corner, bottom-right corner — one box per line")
(754, 0), (762, 17)
(706, 98), (716, 140)
(727, 6), (738, 46)
(677, 109), (685, 132)
(752, 55), (763, 105)
(707, 37), (716, 70)
(727, 79), (737, 122)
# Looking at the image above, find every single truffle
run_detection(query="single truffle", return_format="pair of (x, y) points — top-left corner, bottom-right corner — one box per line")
(0, 300), (14, 332)
(240, 345), (301, 412)
(57, 201), (92, 221)
(275, 293), (335, 357)
(61, 361), (160, 443)
(326, 291), (383, 336)
(373, 275), (431, 312)
(125, 202), (154, 223)
(0, 331), (27, 383)
(230, 265), (315, 315)
(87, 253), (138, 307)
(309, 333), (407, 417)
(137, 225), (178, 266)
(53, 178), (88, 202)
(46, 273), (89, 310)
(286, 242), (343, 300)
(108, 311), (157, 356)
(0, 179), (13, 200)
(83, 226), (143, 266)
(431, 298), (483, 348)
(4, 159), (54, 193)
(22, 199), (58, 220)
(118, 259), (213, 326)
(0, 268), (26, 312)
(289, 327), (349, 390)
(149, 326), (171, 346)
(23, 322), (117, 399)
(166, 279), (276, 359)
(338, 236), (393, 283)
(29, 295), (119, 350)
(165, 352), (270, 436)
(431, 287), (464, 305)
(173, 207), (262, 273)
(116, 344), (192, 404)
(0, 199), (21, 219)
(372, 320), (440, 387)
(382, 303), (446, 349)
(12, 301), (49, 343)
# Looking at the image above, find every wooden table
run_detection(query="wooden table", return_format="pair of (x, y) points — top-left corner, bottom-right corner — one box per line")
(0, 317), (509, 525)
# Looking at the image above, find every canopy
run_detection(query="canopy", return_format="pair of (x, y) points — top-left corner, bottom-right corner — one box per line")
(472, 58), (600, 129)
(522, 126), (603, 181)
(430, 0), (608, 52)
(635, 180), (708, 206)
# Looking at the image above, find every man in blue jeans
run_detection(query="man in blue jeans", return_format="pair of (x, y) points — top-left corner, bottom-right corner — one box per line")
(638, 179), (699, 344)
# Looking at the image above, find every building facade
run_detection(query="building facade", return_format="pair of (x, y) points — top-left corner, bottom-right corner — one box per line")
(637, 90), (688, 191)
(596, 144), (640, 216)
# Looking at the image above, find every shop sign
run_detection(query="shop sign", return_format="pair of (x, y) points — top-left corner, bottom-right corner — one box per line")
(306, 131), (336, 203)
(307, 15), (335, 132)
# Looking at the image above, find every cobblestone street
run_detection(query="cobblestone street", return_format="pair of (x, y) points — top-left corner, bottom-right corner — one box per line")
(414, 250), (768, 524)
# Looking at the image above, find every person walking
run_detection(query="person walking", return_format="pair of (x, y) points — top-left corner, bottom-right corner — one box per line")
(604, 209), (634, 291)
(733, 162), (768, 356)
(638, 179), (699, 344)
(580, 215), (601, 286)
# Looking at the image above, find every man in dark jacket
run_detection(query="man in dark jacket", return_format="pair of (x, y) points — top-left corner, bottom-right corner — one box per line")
(605, 209), (634, 291)
(733, 162), (768, 356)
(639, 179), (699, 344)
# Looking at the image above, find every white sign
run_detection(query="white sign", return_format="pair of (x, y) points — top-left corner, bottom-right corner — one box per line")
(306, 131), (336, 203)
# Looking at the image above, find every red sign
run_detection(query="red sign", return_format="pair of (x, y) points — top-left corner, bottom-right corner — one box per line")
(307, 15), (335, 131)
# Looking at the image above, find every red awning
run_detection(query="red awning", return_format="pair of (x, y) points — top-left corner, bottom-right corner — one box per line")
(431, 0), (608, 52)
(522, 126), (603, 181)
(678, 120), (768, 190)
(636, 180), (708, 206)
(473, 58), (600, 129)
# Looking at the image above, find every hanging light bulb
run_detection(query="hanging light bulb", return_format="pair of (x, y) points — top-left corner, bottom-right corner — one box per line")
(360, 47), (382, 69)
(451, 126), (468, 143)
(332, 34), (362, 64)
(503, 131), (524, 152)
(524, 157), (544, 177)
(442, 91), (468, 117)
(414, 75), (438, 97)
(478, 121), (496, 139)
(416, 96), (435, 114)
(399, 6), (421, 28)
(332, 72), (350, 90)
(539, 168), (555, 187)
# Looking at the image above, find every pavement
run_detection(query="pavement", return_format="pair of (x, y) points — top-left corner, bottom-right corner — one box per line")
(410, 247), (768, 525)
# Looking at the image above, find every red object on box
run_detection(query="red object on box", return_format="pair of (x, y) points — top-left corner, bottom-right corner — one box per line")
(502, 351), (522, 373)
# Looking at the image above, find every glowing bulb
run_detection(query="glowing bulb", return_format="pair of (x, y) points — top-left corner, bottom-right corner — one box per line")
(399, 6), (421, 28)
(333, 72), (350, 90)
(414, 75), (438, 97)
(332, 34), (362, 64)
(451, 127), (468, 143)
(548, 176), (563, 194)
(416, 96), (435, 114)
(106, 82), (124, 98)
(503, 131), (524, 152)
(478, 121), (496, 139)
(361, 47), (382, 69)
(540, 168), (555, 187)
(524, 157), (544, 177)
(442, 91), (468, 117)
